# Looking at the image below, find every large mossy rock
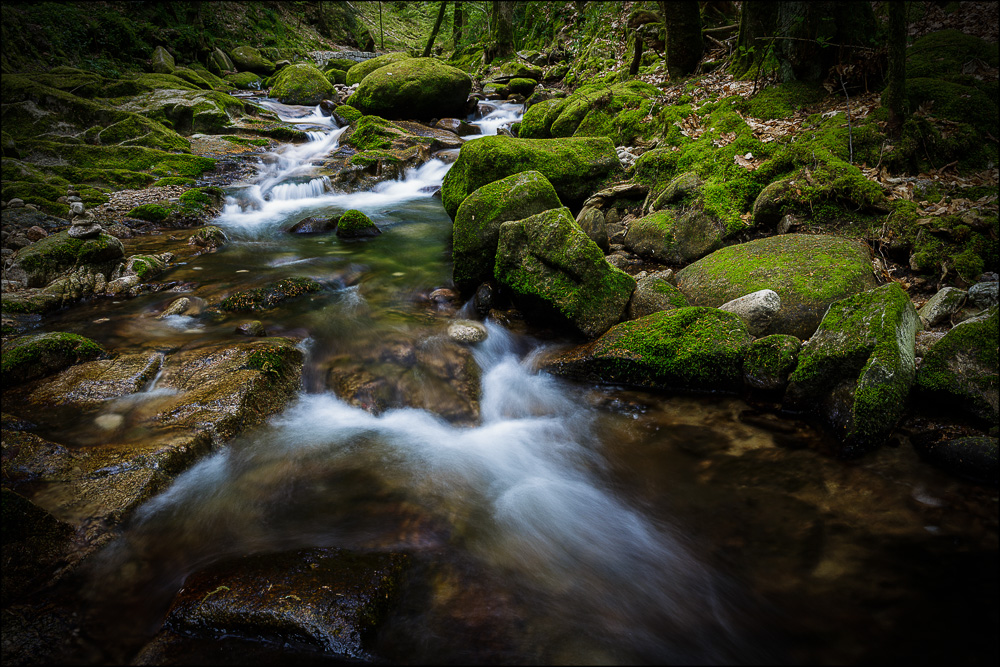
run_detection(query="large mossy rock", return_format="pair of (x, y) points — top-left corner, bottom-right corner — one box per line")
(622, 209), (724, 265)
(345, 52), (412, 86)
(228, 46), (276, 76)
(441, 136), (622, 218)
(786, 284), (921, 457)
(494, 207), (635, 338)
(269, 63), (335, 106)
(150, 46), (175, 74)
(160, 549), (409, 661)
(348, 58), (472, 121)
(8, 231), (125, 288)
(518, 80), (659, 145)
(626, 272), (688, 320)
(452, 171), (562, 292)
(541, 307), (753, 392)
(915, 306), (998, 425)
(207, 47), (235, 76)
(1, 332), (105, 386)
(119, 89), (244, 135)
(675, 234), (878, 339)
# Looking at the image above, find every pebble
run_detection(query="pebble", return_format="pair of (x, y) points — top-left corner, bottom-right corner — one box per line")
(447, 319), (488, 344)
(90, 186), (188, 223)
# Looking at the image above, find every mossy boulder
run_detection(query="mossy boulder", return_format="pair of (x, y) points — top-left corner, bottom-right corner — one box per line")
(334, 105), (363, 125)
(1, 332), (105, 386)
(786, 284), (921, 456)
(675, 234), (878, 339)
(743, 334), (802, 392)
(518, 98), (567, 138)
(494, 207), (635, 338)
(270, 63), (335, 106)
(452, 171), (562, 293)
(915, 306), (998, 425)
(207, 47), (235, 76)
(541, 307), (753, 392)
(325, 68), (348, 85)
(913, 436), (999, 484)
(505, 77), (537, 97)
(336, 210), (381, 239)
(120, 89), (244, 135)
(441, 136), (622, 219)
(229, 46), (276, 76)
(348, 58), (472, 121)
(518, 80), (659, 145)
(8, 231), (125, 288)
(626, 272), (688, 320)
(225, 71), (263, 90)
(345, 52), (412, 86)
(220, 277), (323, 312)
(151, 46), (175, 74)
(623, 209), (725, 265)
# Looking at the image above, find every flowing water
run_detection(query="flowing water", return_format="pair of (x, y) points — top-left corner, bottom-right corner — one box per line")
(10, 100), (998, 665)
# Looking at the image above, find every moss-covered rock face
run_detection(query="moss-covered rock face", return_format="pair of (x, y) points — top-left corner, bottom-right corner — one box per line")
(441, 136), (622, 219)
(334, 105), (363, 125)
(494, 207), (635, 338)
(518, 80), (660, 146)
(626, 273), (688, 320)
(913, 435), (999, 484)
(120, 89), (244, 135)
(743, 334), (802, 392)
(452, 171), (562, 293)
(225, 71), (263, 90)
(336, 210), (381, 239)
(229, 46), (276, 76)
(220, 277), (323, 312)
(1, 332), (105, 386)
(786, 284), (920, 457)
(345, 52), (413, 86)
(676, 234), (878, 340)
(348, 58), (472, 121)
(623, 209), (725, 265)
(163, 548), (408, 660)
(150, 46), (175, 74)
(9, 231), (125, 288)
(269, 63), (335, 106)
(541, 307), (753, 392)
(915, 306), (998, 425)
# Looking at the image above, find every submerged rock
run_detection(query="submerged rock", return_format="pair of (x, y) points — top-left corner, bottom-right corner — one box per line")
(541, 307), (753, 392)
(913, 435), (999, 484)
(220, 277), (323, 312)
(1, 332), (105, 386)
(494, 207), (635, 339)
(676, 234), (878, 339)
(786, 284), (921, 457)
(336, 210), (381, 239)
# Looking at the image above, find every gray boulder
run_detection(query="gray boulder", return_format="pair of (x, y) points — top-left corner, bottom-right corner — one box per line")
(151, 46), (175, 74)
(719, 289), (781, 337)
(626, 272), (688, 320)
(918, 286), (966, 327)
(623, 209), (724, 266)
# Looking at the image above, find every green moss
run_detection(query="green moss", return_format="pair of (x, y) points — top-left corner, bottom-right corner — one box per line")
(1, 332), (105, 386)
(336, 209), (378, 234)
(346, 52), (412, 86)
(269, 63), (334, 105)
(348, 58), (472, 121)
(152, 177), (197, 187)
(127, 203), (171, 222)
(220, 277), (322, 313)
(737, 81), (825, 120)
(224, 72), (264, 90)
(347, 115), (403, 151)
(334, 105), (363, 124)
(743, 334), (802, 391)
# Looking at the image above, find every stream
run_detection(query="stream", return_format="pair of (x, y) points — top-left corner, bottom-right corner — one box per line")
(11, 99), (998, 665)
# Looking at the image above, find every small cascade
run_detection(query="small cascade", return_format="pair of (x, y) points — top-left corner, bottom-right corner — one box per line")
(467, 100), (525, 139)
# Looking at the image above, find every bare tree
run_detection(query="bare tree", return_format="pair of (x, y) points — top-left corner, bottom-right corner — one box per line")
(659, 0), (703, 77)
(423, 1), (449, 57)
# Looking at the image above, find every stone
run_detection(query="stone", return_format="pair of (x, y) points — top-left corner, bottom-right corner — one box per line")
(918, 286), (967, 327)
(228, 46), (276, 76)
(188, 225), (228, 249)
(159, 297), (191, 318)
(25, 226), (47, 242)
(151, 46), (175, 74)
(494, 207), (636, 339)
(451, 170), (562, 292)
(718, 289), (782, 337)
(676, 234), (878, 340)
(8, 198), (25, 208)
(348, 58), (472, 121)
(288, 216), (337, 234)
(345, 52), (412, 86)
(913, 436), (999, 484)
(786, 284), (921, 456)
(623, 209), (724, 266)
(626, 272), (688, 320)
(743, 334), (802, 392)
(967, 280), (998, 310)
(67, 221), (102, 239)
(540, 307), (753, 392)
(335, 210), (381, 239)
(236, 320), (268, 337)
(435, 117), (480, 137)
(269, 63), (335, 106)
(207, 47), (235, 76)
(644, 171), (702, 214)
(447, 320), (488, 344)
(220, 277), (323, 312)
(915, 306), (998, 425)
(575, 206), (609, 253)
(1, 332), (105, 386)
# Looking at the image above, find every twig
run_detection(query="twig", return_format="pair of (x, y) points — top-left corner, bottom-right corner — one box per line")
(705, 33), (726, 49)
(703, 24), (738, 34)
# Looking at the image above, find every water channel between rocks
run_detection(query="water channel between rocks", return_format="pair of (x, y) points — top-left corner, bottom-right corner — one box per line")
(13, 99), (998, 665)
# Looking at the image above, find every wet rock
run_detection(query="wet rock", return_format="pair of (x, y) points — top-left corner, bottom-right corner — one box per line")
(435, 117), (480, 137)
(288, 216), (337, 234)
(786, 284), (921, 456)
(915, 306), (998, 425)
(1, 488), (75, 605)
(335, 210), (381, 239)
(626, 272), (688, 320)
(159, 297), (191, 318)
(473, 282), (497, 317)
(918, 286), (966, 327)
(25, 225), (48, 242)
(914, 330), (946, 357)
(1, 332), (105, 386)
(188, 225), (228, 250)
(8, 351), (164, 407)
(743, 334), (802, 392)
(541, 307), (753, 392)
(718, 289), (782, 337)
(428, 288), (460, 312)
(162, 548), (408, 661)
(676, 234), (878, 340)
(575, 206), (609, 253)
(494, 207), (636, 339)
(220, 277), (322, 312)
(447, 320), (487, 344)
(8, 230), (125, 288)
(913, 435), (999, 484)
(236, 320), (267, 337)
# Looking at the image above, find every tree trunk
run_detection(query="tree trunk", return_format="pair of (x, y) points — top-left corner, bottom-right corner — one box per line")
(423, 1), (449, 57)
(453, 1), (464, 47)
(775, 1), (876, 83)
(731, 0), (778, 78)
(628, 30), (644, 76)
(485, 1), (515, 63)
(659, 0), (703, 78)
(885, 1), (907, 135)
